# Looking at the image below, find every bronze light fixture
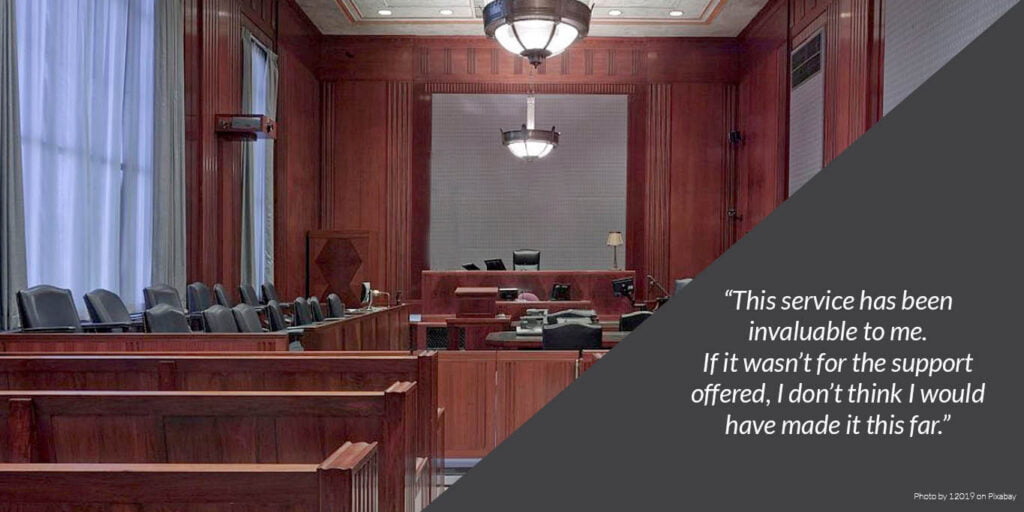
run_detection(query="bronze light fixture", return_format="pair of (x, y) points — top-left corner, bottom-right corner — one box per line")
(483, 0), (592, 68)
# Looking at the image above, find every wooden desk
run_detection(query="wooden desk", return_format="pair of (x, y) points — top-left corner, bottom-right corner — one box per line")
(484, 330), (628, 349)
(422, 270), (635, 316)
(299, 305), (409, 351)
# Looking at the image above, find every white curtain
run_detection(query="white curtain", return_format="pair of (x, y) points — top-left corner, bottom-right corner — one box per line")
(15, 0), (157, 311)
(241, 28), (276, 287)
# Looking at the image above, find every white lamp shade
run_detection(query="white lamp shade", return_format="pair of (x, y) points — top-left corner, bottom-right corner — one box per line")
(606, 231), (624, 246)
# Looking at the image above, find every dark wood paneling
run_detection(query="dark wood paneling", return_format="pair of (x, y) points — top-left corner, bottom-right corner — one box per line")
(668, 83), (733, 279)
(0, 333), (288, 353)
(275, 0), (322, 299)
(317, 37), (739, 84)
(736, 0), (789, 238)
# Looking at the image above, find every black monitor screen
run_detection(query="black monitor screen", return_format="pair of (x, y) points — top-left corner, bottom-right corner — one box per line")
(612, 277), (635, 297)
(462, 263), (480, 270)
(484, 259), (507, 271)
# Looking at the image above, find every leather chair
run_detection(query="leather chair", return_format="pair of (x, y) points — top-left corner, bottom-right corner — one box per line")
(266, 300), (288, 331)
(213, 284), (233, 307)
(16, 285), (82, 332)
(513, 249), (541, 270)
(186, 282), (213, 315)
(550, 283), (571, 301)
(232, 304), (264, 333)
(308, 296), (325, 322)
(144, 284), (183, 311)
(546, 309), (598, 325)
(541, 323), (602, 350)
(619, 311), (654, 332)
(292, 297), (313, 326)
(202, 305), (239, 333)
(674, 278), (693, 295)
(83, 288), (136, 331)
(260, 282), (294, 308)
(144, 304), (191, 333)
(326, 293), (345, 318)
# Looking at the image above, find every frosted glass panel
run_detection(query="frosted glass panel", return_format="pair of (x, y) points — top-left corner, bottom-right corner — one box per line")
(430, 94), (627, 270)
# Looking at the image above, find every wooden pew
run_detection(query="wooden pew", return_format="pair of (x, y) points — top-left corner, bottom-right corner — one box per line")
(0, 350), (440, 504)
(0, 387), (416, 512)
(0, 441), (379, 512)
(0, 332), (290, 352)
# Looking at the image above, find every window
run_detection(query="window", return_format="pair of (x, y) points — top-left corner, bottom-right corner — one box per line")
(16, 0), (156, 310)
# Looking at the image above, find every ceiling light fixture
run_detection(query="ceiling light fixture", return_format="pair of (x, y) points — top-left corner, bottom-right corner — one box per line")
(502, 95), (558, 161)
(608, 9), (622, 16)
(439, 8), (454, 15)
(668, 10), (683, 17)
(483, 0), (592, 68)
(378, 9), (393, 15)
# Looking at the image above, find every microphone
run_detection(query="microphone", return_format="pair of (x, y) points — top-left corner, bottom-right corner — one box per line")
(646, 275), (669, 298)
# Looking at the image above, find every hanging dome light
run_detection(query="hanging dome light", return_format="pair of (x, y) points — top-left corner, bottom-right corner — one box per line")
(483, 0), (592, 68)
(502, 95), (559, 160)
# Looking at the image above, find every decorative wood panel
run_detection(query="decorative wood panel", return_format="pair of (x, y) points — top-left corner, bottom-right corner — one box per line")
(494, 352), (578, 443)
(437, 351), (496, 458)
(644, 83), (672, 290)
(669, 83), (733, 279)
(736, 0), (789, 238)
(307, 230), (379, 306)
(386, 82), (413, 298)
(275, 0), (323, 299)
(317, 37), (738, 84)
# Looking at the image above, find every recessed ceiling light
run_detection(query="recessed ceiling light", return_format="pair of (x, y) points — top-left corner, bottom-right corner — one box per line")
(668, 10), (683, 17)
(608, 9), (622, 16)
(378, 9), (392, 15)
(439, 8), (454, 15)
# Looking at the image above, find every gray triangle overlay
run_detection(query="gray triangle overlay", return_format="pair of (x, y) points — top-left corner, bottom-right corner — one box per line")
(427, 4), (1024, 510)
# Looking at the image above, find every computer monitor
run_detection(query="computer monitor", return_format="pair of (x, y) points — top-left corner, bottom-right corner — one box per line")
(612, 277), (635, 299)
(462, 263), (481, 270)
(484, 259), (507, 271)
(498, 288), (519, 301)
(360, 282), (372, 305)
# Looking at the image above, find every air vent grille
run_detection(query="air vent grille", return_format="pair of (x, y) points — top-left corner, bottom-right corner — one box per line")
(792, 32), (823, 89)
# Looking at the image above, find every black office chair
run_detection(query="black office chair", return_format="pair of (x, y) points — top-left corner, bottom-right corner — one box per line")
(266, 300), (288, 331)
(213, 283), (233, 307)
(308, 296), (325, 322)
(513, 249), (541, 270)
(326, 293), (345, 318)
(541, 323), (602, 350)
(674, 278), (693, 295)
(546, 309), (598, 325)
(16, 285), (82, 333)
(186, 282), (213, 315)
(202, 305), (239, 333)
(550, 283), (571, 301)
(144, 304), (191, 333)
(292, 297), (313, 326)
(619, 311), (654, 332)
(232, 304), (264, 333)
(144, 284), (183, 311)
(83, 288), (136, 331)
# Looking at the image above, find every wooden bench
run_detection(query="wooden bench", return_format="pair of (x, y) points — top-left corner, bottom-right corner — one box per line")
(0, 387), (416, 512)
(0, 332), (290, 352)
(0, 441), (379, 512)
(0, 350), (441, 505)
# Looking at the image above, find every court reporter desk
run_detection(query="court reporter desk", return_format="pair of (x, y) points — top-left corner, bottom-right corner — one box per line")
(421, 270), (635, 316)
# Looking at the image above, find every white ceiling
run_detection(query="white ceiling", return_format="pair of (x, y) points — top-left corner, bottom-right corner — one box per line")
(296, 0), (770, 37)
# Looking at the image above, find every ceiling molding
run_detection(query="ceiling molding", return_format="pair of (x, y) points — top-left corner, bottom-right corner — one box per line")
(297, 0), (769, 37)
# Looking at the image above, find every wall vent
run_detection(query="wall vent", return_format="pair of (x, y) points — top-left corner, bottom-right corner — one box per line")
(792, 32), (823, 89)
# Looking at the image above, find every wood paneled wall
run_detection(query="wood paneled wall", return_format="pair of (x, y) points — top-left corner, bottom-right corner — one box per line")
(184, 0), (322, 300)
(182, 0), (887, 298)
(732, 0), (884, 242)
(316, 37), (742, 300)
